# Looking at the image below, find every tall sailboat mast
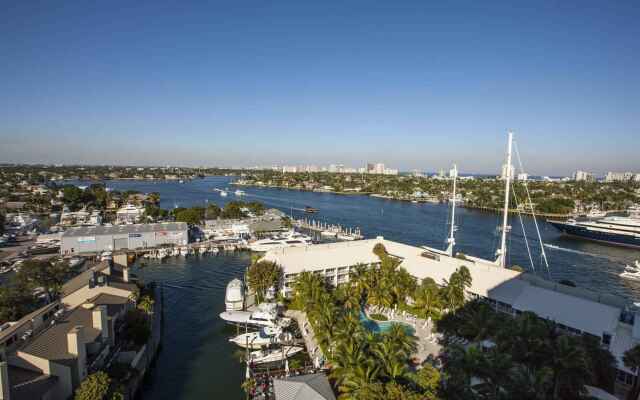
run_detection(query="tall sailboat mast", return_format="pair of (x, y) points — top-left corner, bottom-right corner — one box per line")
(446, 164), (457, 256)
(496, 131), (513, 268)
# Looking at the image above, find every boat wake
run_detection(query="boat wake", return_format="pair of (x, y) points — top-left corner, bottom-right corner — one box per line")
(543, 244), (610, 260)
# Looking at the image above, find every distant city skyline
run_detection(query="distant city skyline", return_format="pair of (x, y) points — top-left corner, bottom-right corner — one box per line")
(1, 1), (638, 175)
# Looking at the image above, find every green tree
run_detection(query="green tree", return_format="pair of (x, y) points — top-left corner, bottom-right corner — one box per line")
(123, 309), (151, 347)
(74, 371), (111, 400)
(174, 207), (204, 225)
(16, 259), (71, 298)
(205, 203), (221, 219)
(246, 261), (282, 303)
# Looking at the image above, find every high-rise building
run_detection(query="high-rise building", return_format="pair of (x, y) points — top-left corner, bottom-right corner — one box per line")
(501, 164), (515, 180)
(517, 173), (529, 181)
(573, 170), (595, 182)
(605, 171), (633, 182)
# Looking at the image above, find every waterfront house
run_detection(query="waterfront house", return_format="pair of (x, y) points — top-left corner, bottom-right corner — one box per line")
(115, 203), (144, 224)
(0, 261), (137, 400)
(263, 237), (640, 394)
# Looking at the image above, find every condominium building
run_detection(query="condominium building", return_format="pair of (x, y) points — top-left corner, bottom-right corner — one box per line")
(574, 170), (596, 182)
(0, 261), (138, 400)
(606, 172), (634, 182)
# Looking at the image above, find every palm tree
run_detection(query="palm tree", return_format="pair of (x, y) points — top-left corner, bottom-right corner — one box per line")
(505, 365), (553, 400)
(413, 278), (442, 321)
(550, 335), (589, 399)
(337, 362), (383, 400)
(623, 344), (640, 400)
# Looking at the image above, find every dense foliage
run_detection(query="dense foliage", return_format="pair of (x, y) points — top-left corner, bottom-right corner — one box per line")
(246, 260), (283, 303)
(436, 301), (617, 399)
(74, 371), (111, 400)
(0, 259), (77, 322)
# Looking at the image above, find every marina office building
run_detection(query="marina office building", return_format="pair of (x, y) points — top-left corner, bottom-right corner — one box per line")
(61, 222), (188, 255)
(263, 237), (640, 391)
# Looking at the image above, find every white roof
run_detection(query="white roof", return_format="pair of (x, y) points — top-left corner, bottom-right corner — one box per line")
(511, 285), (620, 336)
(265, 238), (623, 338)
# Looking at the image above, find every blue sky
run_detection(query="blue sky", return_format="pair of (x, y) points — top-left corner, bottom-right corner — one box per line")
(1, 1), (638, 175)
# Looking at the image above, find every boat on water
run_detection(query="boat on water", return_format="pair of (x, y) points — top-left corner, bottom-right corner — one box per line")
(620, 261), (640, 281)
(229, 326), (293, 349)
(100, 251), (113, 262)
(225, 278), (245, 311)
(321, 230), (337, 237)
(234, 190), (246, 196)
(248, 230), (312, 252)
(304, 206), (319, 214)
(220, 190), (228, 197)
(548, 212), (640, 249)
(219, 303), (291, 328)
(248, 346), (303, 364)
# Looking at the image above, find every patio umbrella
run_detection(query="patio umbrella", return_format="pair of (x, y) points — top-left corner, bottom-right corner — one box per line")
(245, 362), (251, 380)
(285, 358), (290, 376)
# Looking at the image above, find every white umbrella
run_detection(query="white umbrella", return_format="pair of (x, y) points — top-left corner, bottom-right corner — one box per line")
(245, 363), (251, 380)
(314, 355), (320, 369)
(285, 358), (290, 376)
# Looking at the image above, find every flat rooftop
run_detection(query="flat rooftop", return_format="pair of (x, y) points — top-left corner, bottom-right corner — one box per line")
(61, 222), (188, 237)
(264, 238), (627, 338)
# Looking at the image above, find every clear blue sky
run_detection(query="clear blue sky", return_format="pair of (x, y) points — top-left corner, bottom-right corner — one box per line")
(1, 1), (638, 175)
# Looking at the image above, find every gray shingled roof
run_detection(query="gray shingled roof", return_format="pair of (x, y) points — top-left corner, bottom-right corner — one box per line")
(61, 222), (187, 237)
(273, 373), (336, 400)
(8, 365), (58, 400)
(61, 261), (111, 297)
(87, 293), (130, 317)
(20, 306), (101, 361)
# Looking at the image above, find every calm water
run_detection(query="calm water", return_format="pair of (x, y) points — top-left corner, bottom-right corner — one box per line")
(71, 176), (640, 399)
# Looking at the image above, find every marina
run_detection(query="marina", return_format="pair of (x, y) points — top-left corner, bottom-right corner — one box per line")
(58, 175), (640, 400)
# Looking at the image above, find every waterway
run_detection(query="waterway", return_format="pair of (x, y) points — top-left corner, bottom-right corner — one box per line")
(71, 176), (640, 399)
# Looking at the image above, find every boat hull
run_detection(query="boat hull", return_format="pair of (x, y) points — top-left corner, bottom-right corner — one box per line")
(548, 221), (640, 249)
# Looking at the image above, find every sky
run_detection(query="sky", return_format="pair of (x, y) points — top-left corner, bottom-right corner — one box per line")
(0, 1), (638, 175)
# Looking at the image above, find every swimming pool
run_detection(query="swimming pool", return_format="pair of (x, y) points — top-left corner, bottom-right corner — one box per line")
(359, 311), (416, 335)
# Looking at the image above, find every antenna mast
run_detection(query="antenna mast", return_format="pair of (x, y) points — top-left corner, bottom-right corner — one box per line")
(496, 131), (513, 268)
(446, 164), (457, 256)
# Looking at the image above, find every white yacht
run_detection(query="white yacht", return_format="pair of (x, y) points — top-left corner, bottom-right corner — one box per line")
(220, 190), (228, 197)
(234, 190), (246, 196)
(225, 278), (245, 311)
(219, 303), (290, 328)
(229, 327), (293, 349)
(249, 230), (312, 252)
(248, 346), (303, 364)
(100, 251), (113, 262)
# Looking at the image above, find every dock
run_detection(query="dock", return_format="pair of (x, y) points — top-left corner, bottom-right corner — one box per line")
(292, 218), (363, 240)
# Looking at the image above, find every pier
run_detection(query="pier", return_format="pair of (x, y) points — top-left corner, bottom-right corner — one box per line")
(292, 218), (363, 240)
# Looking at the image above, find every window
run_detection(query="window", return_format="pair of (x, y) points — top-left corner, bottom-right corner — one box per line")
(602, 333), (612, 346)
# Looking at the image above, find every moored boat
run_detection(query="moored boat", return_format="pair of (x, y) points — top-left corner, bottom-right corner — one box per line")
(225, 278), (245, 311)
(247, 346), (303, 364)
(229, 327), (293, 349)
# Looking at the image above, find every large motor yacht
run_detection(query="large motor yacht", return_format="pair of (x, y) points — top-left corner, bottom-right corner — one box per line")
(248, 230), (312, 252)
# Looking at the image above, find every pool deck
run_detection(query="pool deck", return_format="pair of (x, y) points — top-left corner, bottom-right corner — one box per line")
(364, 306), (442, 362)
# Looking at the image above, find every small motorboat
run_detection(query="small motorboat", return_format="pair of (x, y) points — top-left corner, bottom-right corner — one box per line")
(100, 251), (113, 262)
(248, 346), (303, 364)
(234, 190), (246, 196)
(304, 206), (319, 214)
(220, 190), (228, 197)
(229, 327), (293, 349)
(225, 278), (245, 311)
